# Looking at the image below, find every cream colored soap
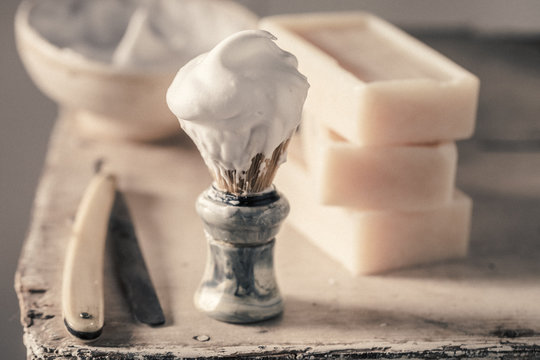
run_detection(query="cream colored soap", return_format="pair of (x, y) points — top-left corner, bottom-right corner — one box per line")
(301, 110), (457, 211)
(275, 152), (472, 275)
(260, 13), (479, 146)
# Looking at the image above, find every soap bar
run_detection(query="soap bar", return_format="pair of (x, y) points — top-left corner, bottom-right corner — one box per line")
(301, 110), (457, 211)
(275, 152), (472, 275)
(260, 13), (479, 146)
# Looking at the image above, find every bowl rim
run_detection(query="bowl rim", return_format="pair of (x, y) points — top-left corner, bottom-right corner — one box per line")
(15, 0), (258, 78)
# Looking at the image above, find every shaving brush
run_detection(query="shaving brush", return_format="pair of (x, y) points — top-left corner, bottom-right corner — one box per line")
(194, 137), (294, 322)
(167, 30), (309, 323)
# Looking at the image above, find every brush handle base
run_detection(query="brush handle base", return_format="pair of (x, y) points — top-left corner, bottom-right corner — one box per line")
(194, 238), (282, 323)
(194, 186), (288, 323)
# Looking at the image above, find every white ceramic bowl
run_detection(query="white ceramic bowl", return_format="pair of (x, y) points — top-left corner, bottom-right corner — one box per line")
(15, 0), (257, 141)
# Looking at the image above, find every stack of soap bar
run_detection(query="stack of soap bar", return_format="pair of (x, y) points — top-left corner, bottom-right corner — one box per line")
(261, 12), (479, 274)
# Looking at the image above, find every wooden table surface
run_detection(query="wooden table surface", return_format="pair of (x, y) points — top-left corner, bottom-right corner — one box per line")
(16, 33), (540, 359)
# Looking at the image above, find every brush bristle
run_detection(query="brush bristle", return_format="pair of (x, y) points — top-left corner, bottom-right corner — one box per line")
(211, 139), (290, 195)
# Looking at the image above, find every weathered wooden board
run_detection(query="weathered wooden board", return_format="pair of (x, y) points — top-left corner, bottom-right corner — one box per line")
(16, 33), (540, 359)
(16, 110), (540, 359)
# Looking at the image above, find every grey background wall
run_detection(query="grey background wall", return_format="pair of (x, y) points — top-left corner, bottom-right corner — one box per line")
(2, 0), (539, 358)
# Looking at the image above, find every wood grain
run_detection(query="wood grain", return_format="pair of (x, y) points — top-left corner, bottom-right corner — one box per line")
(15, 110), (540, 359)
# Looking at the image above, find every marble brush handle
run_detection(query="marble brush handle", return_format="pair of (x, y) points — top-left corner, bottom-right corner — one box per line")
(62, 172), (116, 340)
(194, 186), (289, 323)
